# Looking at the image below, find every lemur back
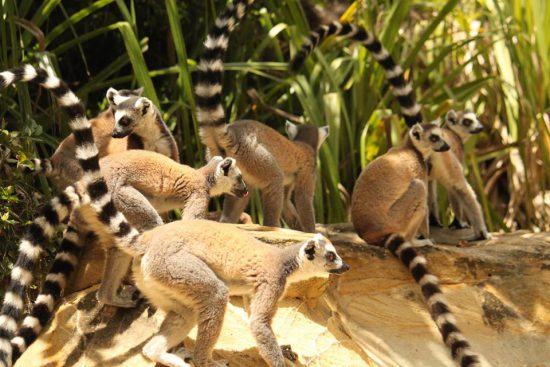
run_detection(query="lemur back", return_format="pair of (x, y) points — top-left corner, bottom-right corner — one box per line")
(351, 124), (481, 366)
(4, 70), (179, 189)
(194, 0), (328, 232)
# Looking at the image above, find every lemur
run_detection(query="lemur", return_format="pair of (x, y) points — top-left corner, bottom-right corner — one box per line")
(194, 0), (329, 232)
(110, 219), (349, 367)
(350, 124), (481, 366)
(1, 66), (179, 189)
(292, 21), (490, 241)
(428, 109), (489, 240)
(0, 64), (243, 366)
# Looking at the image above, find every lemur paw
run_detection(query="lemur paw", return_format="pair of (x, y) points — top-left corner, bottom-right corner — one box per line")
(449, 218), (470, 230)
(97, 288), (139, 308)
(429, 214), (443, 228)
(281, 344), (298, 362)
(173, 347), (193, 361)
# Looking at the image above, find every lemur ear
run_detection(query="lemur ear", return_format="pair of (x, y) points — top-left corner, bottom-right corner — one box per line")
(132, 87), (144, 96)
(318, 126), (329, 147)
(304, 240), (316, 261)
(136, 97), (151, 116)
(219, 158), (233, 176)
(285, 120), (299, 140)
(446, 109), (457, 124)
(106, 88), (119, 106)
(410, 123), (423, 140)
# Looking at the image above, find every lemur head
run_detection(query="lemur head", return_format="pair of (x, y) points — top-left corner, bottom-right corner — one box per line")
(446, 109), (484, 142)
(285, 121), (329, 150)
(297, 233), (349, 278)
(106, 87), (155, 139)
(408, 123), (450, 159)
(208, 156), (248, 198)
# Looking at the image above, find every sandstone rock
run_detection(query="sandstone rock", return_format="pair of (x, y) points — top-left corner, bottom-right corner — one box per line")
(16, 224), (550, 367)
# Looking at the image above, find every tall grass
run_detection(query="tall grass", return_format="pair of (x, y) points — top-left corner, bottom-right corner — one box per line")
(0, 0), (549, 280)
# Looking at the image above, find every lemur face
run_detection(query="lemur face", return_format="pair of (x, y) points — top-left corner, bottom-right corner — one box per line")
(106, 87), (153, 139)
(446, 109), (484, 141)
(301, 233), (349, 275)
(210, 157), (249, 198)
(409, 123), (450, 158)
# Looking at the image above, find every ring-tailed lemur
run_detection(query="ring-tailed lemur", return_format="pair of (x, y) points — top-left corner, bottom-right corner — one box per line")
(291, 21), (422, 127)
(101, 219), (349, 367)
(6, 151), (247, 363)
(195, 0), (329, 232)
(351, 123), (481, 367)
(292, 21), (490, 241)
(428, 109), (489, 240)
(2, 67), (178, 189)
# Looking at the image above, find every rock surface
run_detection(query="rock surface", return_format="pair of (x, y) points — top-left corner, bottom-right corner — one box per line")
(15, 224), (550, 367)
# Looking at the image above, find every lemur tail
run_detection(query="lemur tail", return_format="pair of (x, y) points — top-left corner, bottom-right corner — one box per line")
(290, 21), (422, 127)
(385, 235), (480, 367)
(0, 65), (140, 367)
(0, 186), (81, 367)
(195, 0), (256, 144)
(10, 225), (83, 362)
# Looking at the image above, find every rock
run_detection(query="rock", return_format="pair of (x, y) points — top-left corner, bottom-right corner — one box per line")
(16, 224), (550, 367)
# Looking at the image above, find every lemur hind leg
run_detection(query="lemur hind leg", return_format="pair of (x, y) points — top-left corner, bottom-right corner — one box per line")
(388, 179), (428, 240)
(450, 182), (491, 240)
(428, 180), (443, 227)
(220, 194), (250, 223)
(142, 250), (229, 367)
(259, 173), (284, 228)
(97, 185), (164, 308)
(448, 190), (470, 229)
(142, 312), (195, 367)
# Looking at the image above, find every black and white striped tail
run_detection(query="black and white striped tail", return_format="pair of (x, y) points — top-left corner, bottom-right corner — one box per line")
(10, 225), (83, 362)
(385, 235), (480, 367)
(0, 186), (81, 367)
(290, 21), (422, 127)
(195, 0), (256, 138)
(0, 65), (140, 366)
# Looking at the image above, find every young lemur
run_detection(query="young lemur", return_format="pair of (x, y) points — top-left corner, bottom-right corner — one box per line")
(428, 109), (489, 240)
(0, 65), (244, 366)
(195, 0), (329, 232)
(1, 66), (178, 189)
(292, 21), (489, 240)
(351, 124), (481, 366)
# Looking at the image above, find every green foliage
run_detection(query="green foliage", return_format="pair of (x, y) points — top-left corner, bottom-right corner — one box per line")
(0, 0), (549, 283)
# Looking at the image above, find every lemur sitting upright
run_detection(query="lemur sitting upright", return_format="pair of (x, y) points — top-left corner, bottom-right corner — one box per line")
(0, 62), (247, 366)
(428, 109), (489, 240)
(292, 21), (489, 241)
(194, 0), (328, 232)
(1, 66), (178, 189)
(351, 124), (481, 367)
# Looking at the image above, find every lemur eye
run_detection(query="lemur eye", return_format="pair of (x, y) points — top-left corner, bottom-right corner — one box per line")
(118, 116), (132, 126)
(326, 251), (336, 262)
(462, 118), (472, 126)
(429, 135), (440, 142)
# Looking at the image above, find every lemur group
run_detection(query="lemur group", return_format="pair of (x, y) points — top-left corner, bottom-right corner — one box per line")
(0, 1), (490, 366)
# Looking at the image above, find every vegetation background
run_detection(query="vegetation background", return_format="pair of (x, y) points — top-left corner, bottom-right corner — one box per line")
(1, 0), (549, 284)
